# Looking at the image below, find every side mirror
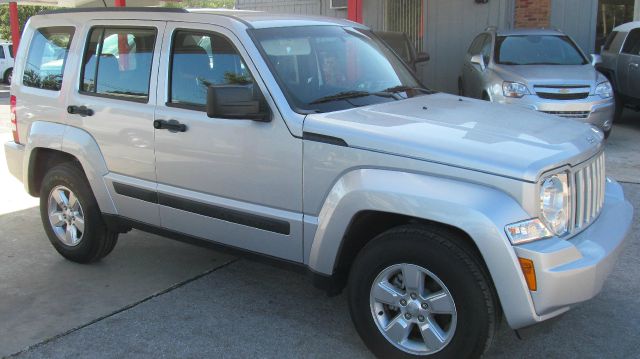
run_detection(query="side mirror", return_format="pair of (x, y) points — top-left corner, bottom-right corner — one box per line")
(414, 52), (430, 64)
(591, 54), (603, 67)
(470, 54), (486, 71)
(206, 85), (270, 122)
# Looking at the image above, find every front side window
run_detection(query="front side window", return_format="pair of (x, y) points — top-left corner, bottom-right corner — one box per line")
(252, 26), (425, 113)
(495, 35), (588, 66)
(23, 27), (74, 91)
(0, 46), (4, 59)
(622, 29), (640, 55)
(8, 45), (13, 58)
(81, 27), (156, 101)
(169, 30), (254, 107)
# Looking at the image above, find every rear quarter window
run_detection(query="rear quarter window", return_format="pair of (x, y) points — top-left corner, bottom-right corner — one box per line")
(22, 27), (75, 91)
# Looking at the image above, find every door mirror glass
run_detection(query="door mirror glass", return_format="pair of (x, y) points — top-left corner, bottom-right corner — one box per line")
(206, 85), (270, 122)
(471, 54), (486, 70)
(414, 52), (430, 64)
(591, 54), (603, 66)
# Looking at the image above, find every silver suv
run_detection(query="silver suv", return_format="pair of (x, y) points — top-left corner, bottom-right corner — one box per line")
(459, 28), (615, 136)
(3, 9), (633, 358)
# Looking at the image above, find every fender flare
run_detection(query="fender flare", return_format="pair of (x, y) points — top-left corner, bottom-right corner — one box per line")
(23, 121), (117, 214)
(306, 169), (538, 328)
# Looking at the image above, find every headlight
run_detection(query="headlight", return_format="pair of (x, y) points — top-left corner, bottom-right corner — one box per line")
(539, 173), (570, 236)
(595, 81), (613, 99)
(503, 81), (530, 98)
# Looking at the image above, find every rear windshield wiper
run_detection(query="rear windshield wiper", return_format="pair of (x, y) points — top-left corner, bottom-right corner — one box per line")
(309, 90), (395, 105)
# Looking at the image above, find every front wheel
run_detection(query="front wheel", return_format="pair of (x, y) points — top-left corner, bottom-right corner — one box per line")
(3, 68), (12, 84)
(40, 162), (118, 263)
(348, 225), (498, 358)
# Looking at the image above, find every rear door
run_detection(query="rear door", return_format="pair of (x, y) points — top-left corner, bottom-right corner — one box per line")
(618, 29), (640, 97)
(65, 20), (165, 225)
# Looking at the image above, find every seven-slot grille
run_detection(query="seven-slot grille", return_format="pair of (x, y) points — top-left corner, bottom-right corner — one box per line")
(572, 152), (606, 232)
(541, 110), (591, 119)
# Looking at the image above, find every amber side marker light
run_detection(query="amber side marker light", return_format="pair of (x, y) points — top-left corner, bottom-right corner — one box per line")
(518, 258), (537, 291)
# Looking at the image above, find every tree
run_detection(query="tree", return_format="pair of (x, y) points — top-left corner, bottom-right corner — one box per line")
(0, 5), (56, 42)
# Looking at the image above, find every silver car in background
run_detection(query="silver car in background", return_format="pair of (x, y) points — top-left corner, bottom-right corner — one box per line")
(459, 28), (615, 137)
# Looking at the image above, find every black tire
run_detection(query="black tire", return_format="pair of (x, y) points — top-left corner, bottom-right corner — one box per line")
(348, 225), (498, 359)
(3, 68), (11, 84)
(604, 128), (612, 140)
(40, 162), (118, 263)
(482, 92), (491, 101)
(613, 94), (624, 123)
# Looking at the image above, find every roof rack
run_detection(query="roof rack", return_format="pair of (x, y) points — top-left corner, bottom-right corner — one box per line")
(39, 7), (188, 15)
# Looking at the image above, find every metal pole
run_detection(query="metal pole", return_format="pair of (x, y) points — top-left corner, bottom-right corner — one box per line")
(9, 1), (20, 58)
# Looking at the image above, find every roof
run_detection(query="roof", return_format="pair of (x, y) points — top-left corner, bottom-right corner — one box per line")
(36, 7), (364, 30)
(613, 21), (640, 32)
(496, 28), (564, 36)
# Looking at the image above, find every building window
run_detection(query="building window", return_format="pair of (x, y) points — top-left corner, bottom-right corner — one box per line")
(81, 27), (157, 102)
(596, 0), (635, 51)
(22, 27), (75, 91)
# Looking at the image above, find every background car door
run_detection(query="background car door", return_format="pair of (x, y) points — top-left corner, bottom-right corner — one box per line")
(66, 20), (165, 226)
(617, 29), (640, 97)
(153, 23), (303, 262)
(463, 34), (488, 97)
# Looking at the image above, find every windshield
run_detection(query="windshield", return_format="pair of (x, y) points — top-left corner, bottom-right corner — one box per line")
(495, 35), (588, 66)
(251, 26), (427, 113)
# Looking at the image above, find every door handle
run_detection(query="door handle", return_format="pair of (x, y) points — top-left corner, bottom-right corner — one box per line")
(630, 63), (639, 69)
(67, 105), (94, 117)
(153, 119), (187, 133)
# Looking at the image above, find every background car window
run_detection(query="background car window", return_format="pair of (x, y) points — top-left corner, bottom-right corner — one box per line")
(0, 46), (4, 59)
(495, 35), (588, 65)
(8, 45), (13, 58)
(480, 36), (492, 65)
(81, 27), (156, 101)
(169, 30), (254, 107)
(622, 29), (640, 55)
(468, 34), (485, 55)
(22, 27), (74, 91)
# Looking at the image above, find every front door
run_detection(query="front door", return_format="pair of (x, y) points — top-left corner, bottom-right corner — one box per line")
(66, 20), (165, 225)
(153, 22), (303, 261)
(620, 29), (640, 96)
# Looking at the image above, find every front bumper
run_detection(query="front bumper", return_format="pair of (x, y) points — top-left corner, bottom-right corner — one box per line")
(497, 94), (615, 131)
(4, 141), (25, 183)
(513, 178), (633, 323)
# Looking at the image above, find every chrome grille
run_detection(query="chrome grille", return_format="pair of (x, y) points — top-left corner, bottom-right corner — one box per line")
(541, 110), (591, 119)
(572, 153), (606, 232)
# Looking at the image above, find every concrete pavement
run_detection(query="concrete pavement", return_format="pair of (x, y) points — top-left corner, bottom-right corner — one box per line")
(1, 82), (639, 358)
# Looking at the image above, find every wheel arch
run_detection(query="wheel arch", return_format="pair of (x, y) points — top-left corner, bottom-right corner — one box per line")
(306, 169), (538, 328)
(23, 121), (116, 214)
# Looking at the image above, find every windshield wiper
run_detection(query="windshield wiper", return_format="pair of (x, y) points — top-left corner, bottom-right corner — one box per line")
(381, 85), (432, 94)
(309, 90), (395, 105)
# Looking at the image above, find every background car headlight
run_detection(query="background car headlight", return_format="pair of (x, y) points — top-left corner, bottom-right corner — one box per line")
(503, 81), (530, 98)
(539, 173), (570, 236)
(595, 81), (613, 99)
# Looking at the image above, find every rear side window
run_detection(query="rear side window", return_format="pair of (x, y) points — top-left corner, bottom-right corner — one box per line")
(0, 46), (4, 59)
(169, 30), (254, 108)
(8, 45), (13, 58)
(22, 27), (74, 91)
(81, 27), (157, 101)
(468, 34), (486, 55)
(622, 29), (640, 55)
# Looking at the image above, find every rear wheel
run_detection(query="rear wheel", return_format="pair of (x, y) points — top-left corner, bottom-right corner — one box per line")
(3, 68), (11, 84)
(40, 162), (118, 263)
(348, 225), (497, 358)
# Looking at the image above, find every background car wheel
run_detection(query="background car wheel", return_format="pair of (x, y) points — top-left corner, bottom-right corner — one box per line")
(348, 225), (498, 359)
(3, 68), (11, 84)
(613, 94), (624, 123)
(482, 92), (491, 101)
(40, 162), (118, 263)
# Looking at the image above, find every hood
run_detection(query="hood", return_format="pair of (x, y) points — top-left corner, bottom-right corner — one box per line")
(303, 93), (604, 182)
(493, 64), (605, 89)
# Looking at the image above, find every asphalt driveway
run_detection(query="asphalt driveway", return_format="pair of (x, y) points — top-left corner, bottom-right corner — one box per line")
(1, 82), (639, 358)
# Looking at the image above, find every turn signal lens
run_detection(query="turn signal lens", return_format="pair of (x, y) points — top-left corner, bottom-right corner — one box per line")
(10, 95), (19, 144)
(518, 258), (537, 291)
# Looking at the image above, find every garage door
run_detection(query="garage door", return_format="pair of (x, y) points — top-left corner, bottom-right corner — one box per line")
(424, 0), (513, 94)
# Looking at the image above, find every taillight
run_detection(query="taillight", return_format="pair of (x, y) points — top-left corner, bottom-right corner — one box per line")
(10, 95), (19, 144)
